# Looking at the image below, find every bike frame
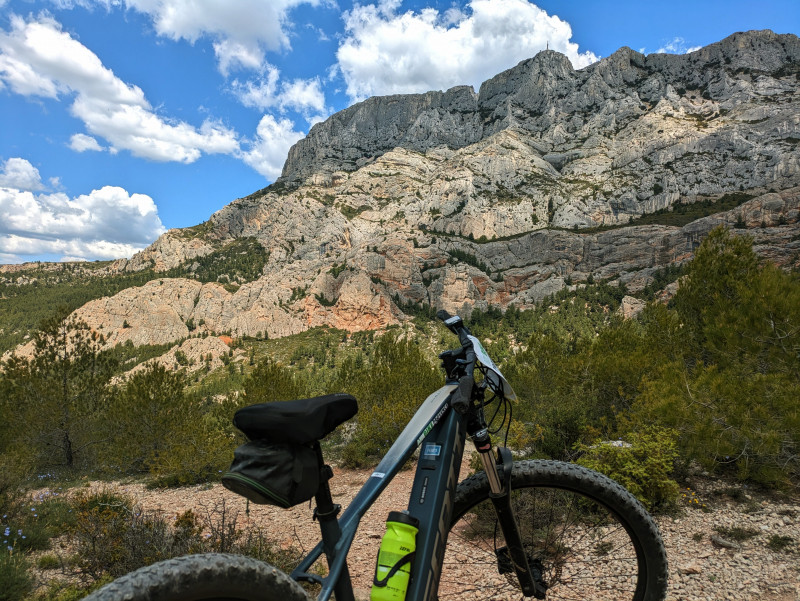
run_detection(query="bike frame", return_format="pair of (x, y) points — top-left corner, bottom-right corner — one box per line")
(291, 382), (467, 601)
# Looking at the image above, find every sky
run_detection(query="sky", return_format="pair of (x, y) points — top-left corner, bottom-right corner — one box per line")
(0, 0), (798, 264)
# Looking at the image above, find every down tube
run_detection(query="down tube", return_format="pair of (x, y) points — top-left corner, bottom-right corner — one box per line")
(405, 409), (466, 601)
(336, 383), (458, 530)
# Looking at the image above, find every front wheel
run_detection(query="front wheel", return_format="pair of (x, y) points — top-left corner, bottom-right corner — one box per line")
(439, 460), (668, 601)
(81, 553), (310, 601)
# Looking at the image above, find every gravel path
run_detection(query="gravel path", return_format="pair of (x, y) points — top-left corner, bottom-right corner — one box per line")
(85, 465), (799, 601)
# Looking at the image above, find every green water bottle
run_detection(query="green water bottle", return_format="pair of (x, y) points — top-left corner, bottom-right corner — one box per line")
(371, 511), (419, 601)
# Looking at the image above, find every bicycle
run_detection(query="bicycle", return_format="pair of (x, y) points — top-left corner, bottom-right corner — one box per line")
(84, 311), (668, 601)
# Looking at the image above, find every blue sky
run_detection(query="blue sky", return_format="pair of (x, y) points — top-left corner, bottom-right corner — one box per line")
(0, 0), (797, 264)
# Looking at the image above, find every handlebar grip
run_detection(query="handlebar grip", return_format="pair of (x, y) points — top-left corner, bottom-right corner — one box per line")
(436, 309), (452, 322)
(450, 375), (474, 414)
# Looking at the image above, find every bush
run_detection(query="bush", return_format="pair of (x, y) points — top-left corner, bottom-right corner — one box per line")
(766, 534), (796, 553)
(576, 427), (680, 511)
(628, 228), (800, 489)
(102, 364), (233, 484)
(336, 332), (441, 467)
(1, 486), (69, 569)
(64, 490), (298, 586)
(69, 491), (212, 581)
(37, 553), (61, 569)
(0, 491), (36, 601)
(635, 365), (800, 487)
(36, 494), (78, 534)
(0, 551), (32, 601)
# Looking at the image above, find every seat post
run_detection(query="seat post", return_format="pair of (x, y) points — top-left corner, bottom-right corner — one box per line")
(312, 441), (339, 520)
(311, 442), (356, 601)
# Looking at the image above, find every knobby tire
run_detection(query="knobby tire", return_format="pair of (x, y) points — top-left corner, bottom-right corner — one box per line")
(81, 552), (310, 601)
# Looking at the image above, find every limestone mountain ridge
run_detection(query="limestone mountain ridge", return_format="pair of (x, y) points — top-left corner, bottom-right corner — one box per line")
(3, 29), (800, 357)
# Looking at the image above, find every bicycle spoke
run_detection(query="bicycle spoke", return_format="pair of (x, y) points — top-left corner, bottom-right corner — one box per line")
(440, 472), (651, 601)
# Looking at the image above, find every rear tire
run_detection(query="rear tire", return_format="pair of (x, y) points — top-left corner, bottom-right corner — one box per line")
(439, 460), (668, 600)
(81, 553), (310, 601)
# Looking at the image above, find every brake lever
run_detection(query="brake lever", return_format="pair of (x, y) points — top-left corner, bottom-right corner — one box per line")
(438, 349), (461, 381)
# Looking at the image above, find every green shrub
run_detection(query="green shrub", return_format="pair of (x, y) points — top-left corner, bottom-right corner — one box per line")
(69, 491), (203, 581)
(102, 364), (232, 484)
(576, 427), (680, 511)
(336, 332), (441, 467)
(713, 525), (759, 542)
(36, 495), (77, 534)
(0, 550), (33, 601)
(64, 491), (296, 585)
(35, 577), (112, 601)
(0, 487), (66, 569)
(628, 229), (800, 489)
(766, 534), (795, 553)
(37, 553), (61, 569)
(636, 365), (800, 487)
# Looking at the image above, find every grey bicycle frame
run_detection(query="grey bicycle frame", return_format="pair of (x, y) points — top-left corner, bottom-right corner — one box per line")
(291, 382), (466, 601)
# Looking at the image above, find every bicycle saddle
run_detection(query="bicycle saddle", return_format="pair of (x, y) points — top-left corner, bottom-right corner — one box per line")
(233, 393), (358, 444)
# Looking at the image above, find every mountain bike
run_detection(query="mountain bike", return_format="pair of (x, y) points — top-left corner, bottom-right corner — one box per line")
(84, 311), (668, 601)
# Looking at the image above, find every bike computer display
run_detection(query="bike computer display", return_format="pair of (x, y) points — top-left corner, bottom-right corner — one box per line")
(466, 334), (516, 401)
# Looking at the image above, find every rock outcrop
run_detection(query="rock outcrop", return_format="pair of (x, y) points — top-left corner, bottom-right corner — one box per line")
(74, 187), (799, 349)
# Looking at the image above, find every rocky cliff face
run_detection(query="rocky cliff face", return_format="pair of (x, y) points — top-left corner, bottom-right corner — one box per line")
(80, 186), (799, 349)
(47, 31), (800, 349)
(280, 29), (800, 229)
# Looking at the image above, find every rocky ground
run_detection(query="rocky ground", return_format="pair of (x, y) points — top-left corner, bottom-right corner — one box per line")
(73, 462), (799, 601)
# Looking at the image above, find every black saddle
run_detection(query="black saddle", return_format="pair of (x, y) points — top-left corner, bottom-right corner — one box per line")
(233, 393), (358, 445)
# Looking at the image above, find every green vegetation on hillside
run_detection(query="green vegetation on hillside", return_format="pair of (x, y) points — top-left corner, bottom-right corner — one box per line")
(502, 228), (799, 492)
(0, 266), (157, 353)
(625, 192), (755, 228)
(164, 237), (270, 290)
(0, 237), (269, 353)
(422, 191), (757, 244)
(0, 486), (301, 601)
(579, 192), (756, 233)
(3, 228), (797, 491)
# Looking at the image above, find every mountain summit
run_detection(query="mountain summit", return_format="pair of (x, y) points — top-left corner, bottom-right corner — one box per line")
(15, 30), (800, 352)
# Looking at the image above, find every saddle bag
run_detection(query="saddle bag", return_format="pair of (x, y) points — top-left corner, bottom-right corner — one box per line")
(221, 440), (319, 508)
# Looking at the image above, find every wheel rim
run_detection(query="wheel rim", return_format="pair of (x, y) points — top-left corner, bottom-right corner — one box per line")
(438, 484), (646, 600)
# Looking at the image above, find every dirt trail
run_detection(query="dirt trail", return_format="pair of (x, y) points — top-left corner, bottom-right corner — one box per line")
(82, 465), (799, 601)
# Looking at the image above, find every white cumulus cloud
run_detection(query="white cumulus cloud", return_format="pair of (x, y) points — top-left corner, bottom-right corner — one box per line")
(69, 133), (105, 152)
(0, 158), (166, 262)
(654, 37), (702, 54)
(100, 0), (326, 75)
(0, 157), (46, 191)
(241, 115), (305, 180)
(0, 14), (239, 163)
(232, 65), (326, 121)
(336, 0), (599, 101)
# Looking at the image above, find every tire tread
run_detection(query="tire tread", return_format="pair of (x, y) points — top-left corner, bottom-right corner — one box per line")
(82, 553), (309, 601)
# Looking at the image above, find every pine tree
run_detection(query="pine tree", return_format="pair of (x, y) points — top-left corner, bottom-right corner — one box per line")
(634, 227), (800, 486)
(242, 358), (308, 404)
(102, 363), (188, 473)
(1, 308), (117, 471)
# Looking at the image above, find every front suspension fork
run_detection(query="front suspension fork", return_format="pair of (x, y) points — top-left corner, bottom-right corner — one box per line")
(473, 430), (547, 599)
